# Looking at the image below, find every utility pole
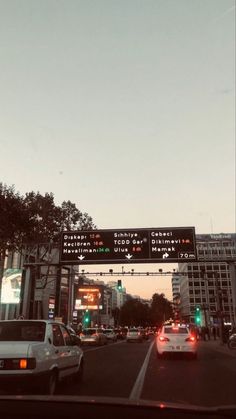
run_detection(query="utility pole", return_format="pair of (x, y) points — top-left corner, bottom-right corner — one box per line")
(214, 271), (224, 344)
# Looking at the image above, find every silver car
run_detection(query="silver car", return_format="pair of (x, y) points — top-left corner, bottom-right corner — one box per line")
(126, 328), (143, 343)
(79, 328), (107, 346)
(102, 329), (117, 342)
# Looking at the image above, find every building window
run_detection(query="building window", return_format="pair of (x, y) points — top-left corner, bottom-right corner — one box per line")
(194, 281), (199, 286)
(189, 281), (193, 286)
(195, 298), (201, 303)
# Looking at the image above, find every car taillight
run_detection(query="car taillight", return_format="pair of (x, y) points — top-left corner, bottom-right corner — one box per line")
(185, 336), (196, 342)
(159, 336), (170, 342)
(5, 358), (36, 370)
(92, 333), (98, 336)
(80, 333), (85, 337)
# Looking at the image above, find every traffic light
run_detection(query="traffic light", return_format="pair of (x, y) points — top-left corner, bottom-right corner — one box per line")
(117, 280), (122, 291)
(83, 309), (90, 326)
(195, 306), (201, 325)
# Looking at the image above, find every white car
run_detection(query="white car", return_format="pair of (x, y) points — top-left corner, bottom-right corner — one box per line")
(126, 328), (143, 343)
(102, 329), (117, 342)
(79, 328), (108, 345)
(0, 320), (84, 394)
(156, 323), (197, 359)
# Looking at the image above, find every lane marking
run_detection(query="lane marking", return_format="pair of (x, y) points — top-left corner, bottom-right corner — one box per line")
(129, 340), (155, 401)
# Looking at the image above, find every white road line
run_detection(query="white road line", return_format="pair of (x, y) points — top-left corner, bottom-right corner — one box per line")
(129, 340), (154, 401)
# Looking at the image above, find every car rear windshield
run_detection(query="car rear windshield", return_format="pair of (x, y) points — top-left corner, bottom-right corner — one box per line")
(82, 329), (96, 335)
(164, 327), (188, 334)
(0, 321), (46, 341)
(129, 329), (138, 332)
(103, 330), (113, 334)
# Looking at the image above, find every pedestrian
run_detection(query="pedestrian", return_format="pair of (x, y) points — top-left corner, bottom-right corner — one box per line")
(206, 326), (210, 341)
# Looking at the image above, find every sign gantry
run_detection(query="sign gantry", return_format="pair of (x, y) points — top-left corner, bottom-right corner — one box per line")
(60, 227), (197, 264)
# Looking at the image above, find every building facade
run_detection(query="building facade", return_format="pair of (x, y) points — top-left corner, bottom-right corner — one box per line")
(179, 233), (236, 327)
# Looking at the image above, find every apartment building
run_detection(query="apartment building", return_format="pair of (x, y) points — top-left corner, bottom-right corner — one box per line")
(179, 233), (236, 326)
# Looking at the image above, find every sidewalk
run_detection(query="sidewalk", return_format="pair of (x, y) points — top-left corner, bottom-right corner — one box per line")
(199, 338), (236, 358)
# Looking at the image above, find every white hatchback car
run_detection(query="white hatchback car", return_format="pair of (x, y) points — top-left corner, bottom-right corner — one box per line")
(0, 320), (84, 394)
(156, 324), (197, 359)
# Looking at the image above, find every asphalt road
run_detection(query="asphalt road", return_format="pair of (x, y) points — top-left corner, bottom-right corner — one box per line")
(57, 337), (236, 407)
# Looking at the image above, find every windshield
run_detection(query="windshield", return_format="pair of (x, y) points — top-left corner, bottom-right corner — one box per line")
(164, 327), (189, 334)
(81, 329), (97, 335)
(0, 0), (235, 413)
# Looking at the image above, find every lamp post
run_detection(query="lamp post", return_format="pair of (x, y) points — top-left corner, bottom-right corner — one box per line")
(213, 271), (224, 344)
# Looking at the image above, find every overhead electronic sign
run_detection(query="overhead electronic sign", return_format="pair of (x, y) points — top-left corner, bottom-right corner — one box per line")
(75, 285), (103, 310)
(60, 227), (197, 264)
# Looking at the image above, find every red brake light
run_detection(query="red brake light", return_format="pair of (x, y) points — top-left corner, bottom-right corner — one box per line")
(185, 336), (196, 342)
(159, 336), (170, 342)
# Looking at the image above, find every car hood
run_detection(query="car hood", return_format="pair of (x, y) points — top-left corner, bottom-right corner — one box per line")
(0, 395), (235, 416)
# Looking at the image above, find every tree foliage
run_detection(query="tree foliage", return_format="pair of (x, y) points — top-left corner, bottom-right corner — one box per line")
(119, 293), (173, 327)
(120, 299), (150, 327)
(0, 183), (96, 255)
(150, 293), (173, 327)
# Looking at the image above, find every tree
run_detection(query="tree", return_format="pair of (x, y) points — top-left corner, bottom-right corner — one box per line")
(120, 299), (150, 327)
(23, 192), (96, 243)
(0, 183), (96, 304)
(150, 293), (173, 327)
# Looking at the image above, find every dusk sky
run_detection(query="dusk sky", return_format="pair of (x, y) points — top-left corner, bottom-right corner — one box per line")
(0, 0), (235, 300)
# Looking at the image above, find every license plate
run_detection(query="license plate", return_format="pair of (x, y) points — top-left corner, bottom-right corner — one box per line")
(176, 346), (181, 350)
(0, 360), (4, 368)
